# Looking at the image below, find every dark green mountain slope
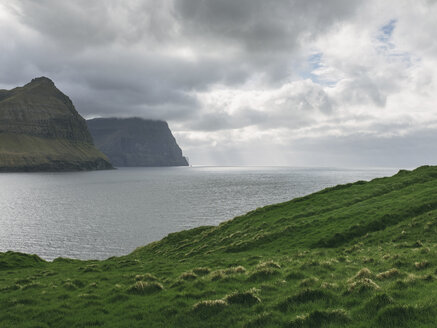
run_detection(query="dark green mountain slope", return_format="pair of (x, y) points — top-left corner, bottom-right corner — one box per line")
(87, 118), (188, 167)
(1, 166), (437, 327)
(0, 77), (112, 171)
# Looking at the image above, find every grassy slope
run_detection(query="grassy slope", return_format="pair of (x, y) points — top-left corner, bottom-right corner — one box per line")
(1, 166), (437, 327)
(0, 133), (111, 170)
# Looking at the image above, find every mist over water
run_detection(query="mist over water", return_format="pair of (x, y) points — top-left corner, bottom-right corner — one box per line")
(0, 166), (397, 260)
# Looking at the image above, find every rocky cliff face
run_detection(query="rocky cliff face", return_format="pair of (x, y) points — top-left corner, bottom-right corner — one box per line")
(87, 118), (189, 167)
(0, 77), (113, 171)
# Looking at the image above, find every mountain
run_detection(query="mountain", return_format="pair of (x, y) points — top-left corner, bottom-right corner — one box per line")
(0, 77), (112, 171)
(87, 117), (189, 167)
(1, 166), (437, 327)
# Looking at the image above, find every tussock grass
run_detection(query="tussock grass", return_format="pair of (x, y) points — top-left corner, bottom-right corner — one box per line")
(278, 288), (334, 312)
(299, 277), (319, 287)
(363, 293), (393, 312)
(192, 299), (228, 317)
(403, 273), (431, 284)
(286, 270), (305, 280)
(127, 281), (163, 295)
(22, 282), (43, 290)
(291, 288), (333, 303)
(63, 280), (81, 291)
(134, 273), (158, 281)
(193, 267), (211, 276)
(15, 278), (32, 284)
(224, 289), (260, 306)
(320, 259), (338, 269)
(256, 260), (281, 269)
(288, 309), (350, 327)
(414, 261), (430, 270)
(179, 272), (198, 281)
(347, 278), (380, 293)
(82, 264), (100, 273)
(210, 271), (226, 281)
(63, 282), (76, 291)
(248, 268), (280, 282)
(320, 282), (339, 290)
(420, 247), (430, 254)
(243, 312), (277, 328)
(224, 266), (246, 274)
(376, 268), (401, 280)
(348, 268), (373, 282)
(88, 282), (98, 288)
(210, 266), (247, 281)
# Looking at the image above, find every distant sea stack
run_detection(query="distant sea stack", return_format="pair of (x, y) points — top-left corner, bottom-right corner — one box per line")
(0, 77), (113, 172)
(87, 118), (189, 167)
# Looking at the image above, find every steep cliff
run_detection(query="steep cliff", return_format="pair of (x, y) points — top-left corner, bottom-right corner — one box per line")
(87, 118), (188, 167)
(0, 77), (112, 171)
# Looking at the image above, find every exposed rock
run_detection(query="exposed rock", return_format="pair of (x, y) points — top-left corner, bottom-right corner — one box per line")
(0, 77), (113, 172)
(87, 117), (188, 167)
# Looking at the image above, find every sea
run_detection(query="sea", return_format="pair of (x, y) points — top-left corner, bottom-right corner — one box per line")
(0, 166), (398, 260)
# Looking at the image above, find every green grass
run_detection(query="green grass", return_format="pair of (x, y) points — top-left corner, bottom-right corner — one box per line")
(0, 133), (111, 171)
(1, 166), (437, 327)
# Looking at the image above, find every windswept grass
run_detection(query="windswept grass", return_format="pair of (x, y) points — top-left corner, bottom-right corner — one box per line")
(224, 290), (261, 306)
(1, 166), (437, 327)
(127, 281), (164, 295)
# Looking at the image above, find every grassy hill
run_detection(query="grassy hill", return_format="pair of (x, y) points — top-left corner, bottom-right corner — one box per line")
(1, 166), (437, 327)
(0, 77), (112, 171)
(0, 133), (112, 172)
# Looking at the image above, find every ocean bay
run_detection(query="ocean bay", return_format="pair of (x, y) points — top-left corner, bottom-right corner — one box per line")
(0, 166), (396, 260)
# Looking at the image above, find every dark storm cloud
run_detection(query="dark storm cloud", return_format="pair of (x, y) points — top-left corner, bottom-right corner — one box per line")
(0, 0), (362, 121)
(175, 0), (360, 52)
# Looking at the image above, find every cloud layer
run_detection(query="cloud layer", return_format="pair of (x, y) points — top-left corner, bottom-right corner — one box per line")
(1, 0), (436, 167)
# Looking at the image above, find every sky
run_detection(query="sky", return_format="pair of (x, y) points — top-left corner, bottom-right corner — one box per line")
(1, 0), (437, 167)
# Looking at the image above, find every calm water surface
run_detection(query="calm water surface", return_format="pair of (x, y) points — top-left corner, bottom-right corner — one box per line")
(0, 166), (397, 260)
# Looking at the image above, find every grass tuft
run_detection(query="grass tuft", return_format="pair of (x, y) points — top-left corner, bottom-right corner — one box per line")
(286, 270), (305, 280)
(243, 312), (277, 328)
(223, 266), (247, 274)
(376, 268), (401, 280)
(299, 277), (319, 287)
(193, 267), (211, 276)
(192, 299), (228, 317)
(363, 293), (393, 313)
(320, 282), (339, 290)
(414, 261), (430, 270)
(288, 309), (350, 327)
(248, 268), (280, 282)
(224, 289), (261, 306)
(179, 271), (198, 281)
(210, 271), (226, 281)
(135, 273), (158, 281)
(127, 281), (163, 295)
(256, 260), (281, 269)
(278, 288), (334, 312)
(348, 268), (373, 282)
(347, 278), (380, 293)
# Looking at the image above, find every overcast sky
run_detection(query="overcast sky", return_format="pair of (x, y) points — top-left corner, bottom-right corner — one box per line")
(1, 0), (437, 167)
